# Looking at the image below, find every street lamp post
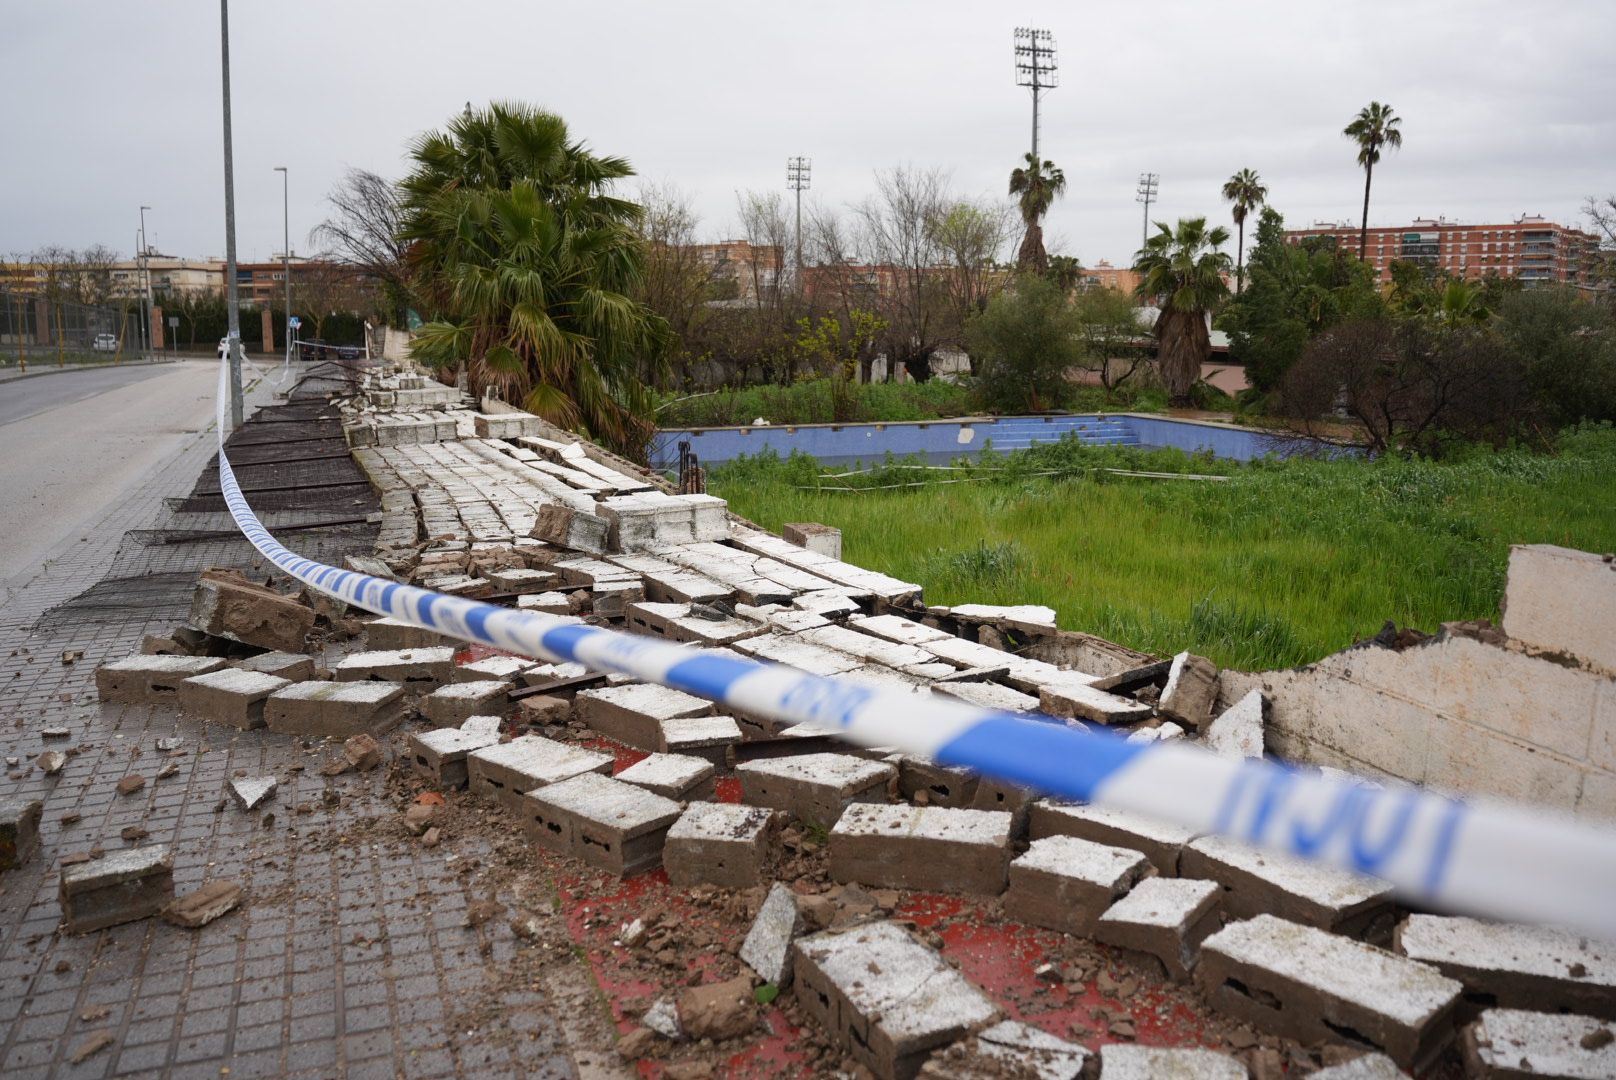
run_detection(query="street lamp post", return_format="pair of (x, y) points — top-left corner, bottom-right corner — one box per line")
(274, 166), (291, 367)
(139, 205), (153, 359)
(219, 0), (244, 427)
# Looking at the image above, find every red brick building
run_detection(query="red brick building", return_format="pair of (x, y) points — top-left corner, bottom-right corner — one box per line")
(1284, 215), (1597, 286)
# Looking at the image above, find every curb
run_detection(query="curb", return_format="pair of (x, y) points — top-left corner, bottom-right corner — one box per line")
(0, 358), (181, 385)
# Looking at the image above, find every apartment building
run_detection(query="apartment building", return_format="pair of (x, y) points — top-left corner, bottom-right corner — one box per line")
(1284, 215), (1597, 285)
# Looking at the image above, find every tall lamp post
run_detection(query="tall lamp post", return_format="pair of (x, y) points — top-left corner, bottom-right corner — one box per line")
(138, 206), (153, 357)
(219, 0), (244, 427)
(274, 166), (291, 367)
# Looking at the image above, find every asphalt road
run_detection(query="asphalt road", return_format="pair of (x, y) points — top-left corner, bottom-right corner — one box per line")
(0, 359), (221, 584)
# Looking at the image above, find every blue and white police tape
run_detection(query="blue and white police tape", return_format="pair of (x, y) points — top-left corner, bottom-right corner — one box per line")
(215, 359), (1616, 940)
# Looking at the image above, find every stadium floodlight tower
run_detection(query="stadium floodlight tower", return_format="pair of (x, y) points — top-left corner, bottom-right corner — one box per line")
(1013, 27), (1058, 159)
(787, 156), (811, 289)
(1137, 172), (1160, 250)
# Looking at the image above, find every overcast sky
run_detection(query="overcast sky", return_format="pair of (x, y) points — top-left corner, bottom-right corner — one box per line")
(3, 0), (1612, 268)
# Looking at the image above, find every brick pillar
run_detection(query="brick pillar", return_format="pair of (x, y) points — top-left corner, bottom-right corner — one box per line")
(260, 308), (273, 354)
(34, 299), (50, 344)
(151, 305), (164, 350)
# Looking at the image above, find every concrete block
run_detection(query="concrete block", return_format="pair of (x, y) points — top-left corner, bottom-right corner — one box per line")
(896, 756), (980, 808)
(485, 567), (558, 594)
(530, 503), (609, 554)
(421, 680), (512, 728)
(408, 727), (502, 788)
(1038, 676), (1153, 725)
(521, 772), (682, 876)
(931, 680), (1042, 713)
(364, 616), (456, 651)
(793, 921), (997, 1080)
(516, 590), (573, 615)
(96, 655), (227, 704)
(782, 522), (843, 560)
(614, 753), (716, 801)
(1005, 835), (1154, 937)
(1181, 835), (1395, 942)
(453, 655), (535, 683)
(1029, 800), (1195, 877)
(967, 779), (1035, 837)
(849, 613), (952, 647)
(1394, 914), (1616, 1020)
(830, 804), (1012, 895)
(740, 881), (804, 986)
(162, 880), (242, 929)
(1501, 544), (1616, 674)
(233, 650), (316, 681)
(664, 801), (779, 889)
(1098, 1045), (1249, 1079)
(920, 1020), (1088, 1080)
(188, 571), (315, 652)
(1196, 914), (1462, 1072)
(1460, 1007), (1616, 1079)
(1205, 689), (1265, 758)
(792, 589), (863, 619)
(662, 713), (747, 766)
(1308, 1055), (1406, 1080)
(0, 798), (44, 871)
(1160, 651), (1221, 728)
(575, 683), (713, 751)
(516, 694), (571, 727)
(736, 753), (896, 826)
(1095, 876), (1223, 981)
(465, 735), (612, 813)
(951, 604), (1059, 635)
(626, 601), (764, 646)
(178, 668), (291, 729)
(589, 579), (645, 619)
(332, 647), (456, 688)
(263, 680), (408, 737)
(60, 845), (175, 933)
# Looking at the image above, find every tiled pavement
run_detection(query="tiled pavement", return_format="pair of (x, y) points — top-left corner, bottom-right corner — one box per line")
(0, 379), (580, 1078)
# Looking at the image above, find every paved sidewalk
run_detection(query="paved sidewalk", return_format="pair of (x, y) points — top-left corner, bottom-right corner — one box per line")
(0, 375), (580, 1079)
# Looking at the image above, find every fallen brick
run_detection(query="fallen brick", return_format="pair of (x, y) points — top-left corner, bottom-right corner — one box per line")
(615, 753), (716, 801)
(188, 570), (316, 653)
(1460, 1008), (1615, 1080)
(453, 655), (534, 683)
(95, 655), (228, 704)
(740, 882), (804, 986)
(1098, 1044), (1249, 1079)
(1196, 914), (1462, 1072)
(1394, 914), (1616, 1021)
(466, 735), (612, 813)
(1005, 834), (1154, 937)
(0, 798), (44, 871)
(919, 1019), (1089, 1080)
(1029, 800), (1195, 877)
(163, 881), (242, 928)
(332, 647), (456, 688)
(264, 681), (408, 737)
(1095, 876), (1223, 981)
(736, 753), (896, 827)
(575, 683), (714, 750)
(364, 616), (456, 651)
(422, 680), (512, 728)
(522, 772), (682, 876)
(343, 733), (382, 772)
(676, 975), (756, 1041)
(663, 802), (779, 889)
(830, 804), (1012, 895)
(178, 668), (291, 729)
(116, 775), (145, 796)
(233, 650), (316, 681)
(531, 503), (609, 554)
(60, 845), (174, 933)
(408, 727), (502, 788)
(1159, 651), (1220, 728)
(515, 694), (571, 727)
(229, 776), (276, 811)
(1181, 835), (1395, 942)
(794, 921), (997, 1080)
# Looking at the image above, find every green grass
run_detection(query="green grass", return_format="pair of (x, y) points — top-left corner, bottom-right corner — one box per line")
(708, 425), (1616, 670)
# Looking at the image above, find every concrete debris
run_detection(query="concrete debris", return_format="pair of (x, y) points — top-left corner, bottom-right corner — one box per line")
(453, 655), (535, 683)
(229, 776), (276, 811)
(829, 804), (1012, 895)
(576, 683), (714, 750)
(1038, 676), (1154, 725)
(188, 569), (316, 653)
(1309, 1053), (1409, 1079)
(1394, 914), (1616, 1021)
(178, 667), (291, 730)
(782, 522), (842, 559)
(466, 735), (612, 813)
(364, 616), (456, 651)
(739, 882), (804, 986)
(116, 775), (146, 796)
(1095, 876), (1223, 981)
(59, 844), (174, 933)
(38, 751), (67, 776)
(615, 753), (717, 801)
(951, 604), (1059, 634)
(1182, 834), (1395, 942)
(1460, 1008), (1616, 1079)
(918, 1019), (1089, 1080)
(233, 650), (316, 681)
(735, 753), (896, 827)
(664, 802), (780, 889)
(404, 803), (440, 836)
(343, 733), (383, 772)
(95, 654), (228, 704)
(531, 504), (610, 554)
(522, 772), (682, 877)
(332, 647), (456, 688)
(1006, 834), (1155, 937)
(1098, 1044), (1250, 1079)
(422, 679), (512, 728)
(264, 680), (408, 737)
(516, 694), (571, 727)
(1029, 800), (1196, 878)
(676, 975), (755, 1041)
(163, 881), (243, 928)
(68, 1032), (115, 1065)
(1204, 689), (1265, 758)
(642, 996), (684, 1040)
(0, 798), (44, 870)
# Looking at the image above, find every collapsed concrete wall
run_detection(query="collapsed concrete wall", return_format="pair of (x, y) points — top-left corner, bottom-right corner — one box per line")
(1224, 545), (1616, 821)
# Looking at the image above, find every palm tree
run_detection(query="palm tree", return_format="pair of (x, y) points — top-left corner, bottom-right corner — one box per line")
(1343, 102), (1403, 259)
(399, 102), (668, 458)
(1008, 153), (1067, 273)
(1133, 217), (1232, 406)
(1220, 168), (1267, 293)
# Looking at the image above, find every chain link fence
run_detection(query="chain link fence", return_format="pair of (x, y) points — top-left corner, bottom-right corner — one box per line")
(1, 287), (144, 369)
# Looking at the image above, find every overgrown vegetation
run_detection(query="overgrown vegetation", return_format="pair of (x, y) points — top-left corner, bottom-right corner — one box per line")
(708, 425), (1616, 670)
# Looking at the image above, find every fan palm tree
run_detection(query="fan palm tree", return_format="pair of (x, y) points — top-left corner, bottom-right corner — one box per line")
(1343, 102), (1403, 259)
(399, 102), (667, 458)
(1008, 153), (1067, 273)
(1133, 217), (1232, 406)
(1220, 168), (1267, 293)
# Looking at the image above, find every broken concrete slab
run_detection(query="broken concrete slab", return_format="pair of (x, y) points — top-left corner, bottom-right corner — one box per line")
(515, 694), (571, 728)
(614, 753), (716, 801)
(516, 590), (574, 615)
(466, 735), (613, 813)
(734, 632), (866, 676)
(343, 733), (382, 772)
(1196, 914), (1463, 1072)
(163, 881), (242, 928)
(408, 726), (503, 788)
(178, 667), (291, 729)
(919, 1020), (1089, 1080)
(522, 772), (682, 876)
(1308, 1054), (1408, 1079)
(1181, 834), (1395, 942)
(229, 776), (276, 811)
(896, 756), (980, 808)
(951, 604), (1059, 635)
(1098, 1044), (1249, 1079)
(332, 647), (456, 688)
(660, 714), (744, 767)
(1500, 543), (1616, 676)
(663, 801), (780, 889)
(1095, 876), (1223, 981)
(930, 680), (1041, 713)
(1394, 914), (1616, 1021)
(830, 804), (1012, 895)
(95, 655), (229, 704)
(794, 920), (998, 1080)
(0, 798), (44, 871)
(739, 882), (805, 986)
(848, 613), (952, 648)
(364, 616), (457, 651)
(264, 680), (408, 737)
(60, 844), (174, 933)
(626, 601), (763, 646)
(422, 680), (512, 728)
(1460, 1007), (1615, 1080)
(782, 522), (842, 559)
(453, 655), (536, 683)
(675, 974), (755, 1041)
(1159, 651), (1221, 728)
(1204, 689), (1265, 758)
(1029, 800), (1196, 878)
(1038, 675), (1153, 725)
(188, 570), (316, 653)
(233, 650), (316, 681)
(1005, 834), (1155, 937)
(574, 682), (715, 750)
(484, 567), (559, 594)
(530, 503), (610, 554)
(736, 753), (896, 827)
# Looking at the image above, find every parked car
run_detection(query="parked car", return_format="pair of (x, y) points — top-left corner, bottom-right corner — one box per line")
(91, 333), (117, 352)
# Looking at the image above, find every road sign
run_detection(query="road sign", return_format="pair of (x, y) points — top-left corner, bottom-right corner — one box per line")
(167, 317), (178, 328)
(288, 316), (301, 330)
